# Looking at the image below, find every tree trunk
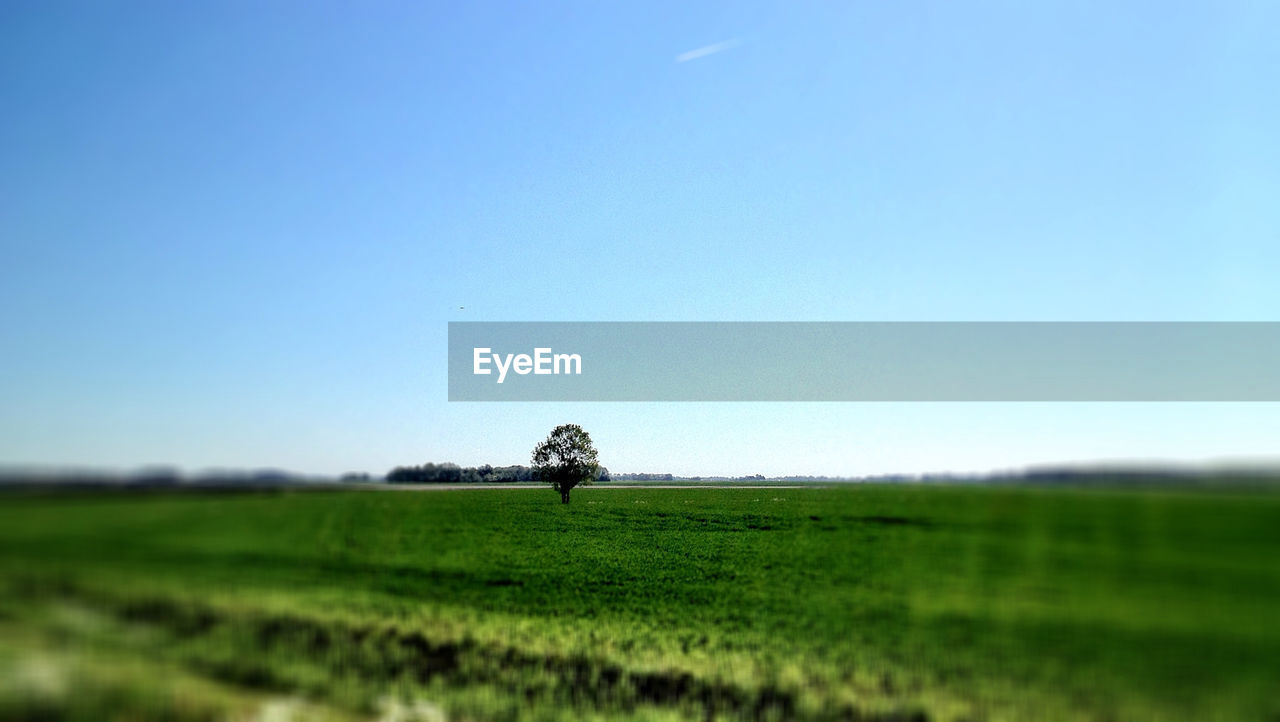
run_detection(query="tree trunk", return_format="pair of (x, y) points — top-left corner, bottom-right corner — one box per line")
(560, 489), (571, 504)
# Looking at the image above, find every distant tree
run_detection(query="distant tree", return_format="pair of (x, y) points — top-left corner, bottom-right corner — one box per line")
(386, 462), (537, 484)
(488, 465), (526, 482)
(386, 462), (463, 484)
(531, 424), (600, 504)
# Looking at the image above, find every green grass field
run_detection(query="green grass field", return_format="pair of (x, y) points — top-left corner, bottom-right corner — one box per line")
(1, 484), (1277, 721)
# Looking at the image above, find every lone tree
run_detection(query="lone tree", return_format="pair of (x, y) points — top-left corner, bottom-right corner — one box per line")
(531, 424), (600, 504)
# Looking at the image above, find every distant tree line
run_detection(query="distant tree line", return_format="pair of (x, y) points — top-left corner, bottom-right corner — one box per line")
(610, 473), (674, 481)
(386, 462), (611, 484)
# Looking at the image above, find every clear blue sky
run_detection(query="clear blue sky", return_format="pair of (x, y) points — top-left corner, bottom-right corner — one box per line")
(2, 1), (1277, 477)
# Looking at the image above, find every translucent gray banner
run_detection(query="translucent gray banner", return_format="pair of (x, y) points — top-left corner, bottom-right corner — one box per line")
(448, 322), (1280, 401)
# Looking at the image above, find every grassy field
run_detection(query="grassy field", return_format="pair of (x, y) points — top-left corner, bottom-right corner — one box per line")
(1, 484), (1277, 721)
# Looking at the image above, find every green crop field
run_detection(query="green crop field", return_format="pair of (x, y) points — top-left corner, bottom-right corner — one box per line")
(1, 484), (1277, 721)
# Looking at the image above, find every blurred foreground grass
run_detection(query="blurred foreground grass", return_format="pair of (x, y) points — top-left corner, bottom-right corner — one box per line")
(1, 484), (1278, 720)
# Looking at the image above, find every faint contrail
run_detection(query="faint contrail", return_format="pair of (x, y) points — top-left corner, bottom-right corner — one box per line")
(675, 38), (742, 63)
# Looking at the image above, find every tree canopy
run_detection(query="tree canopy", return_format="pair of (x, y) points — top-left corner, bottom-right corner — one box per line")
(531, 424), (600, 504)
